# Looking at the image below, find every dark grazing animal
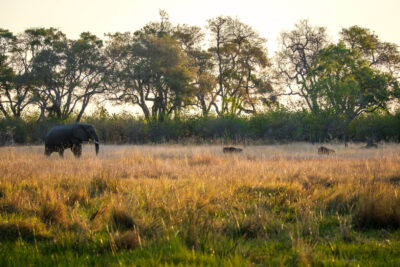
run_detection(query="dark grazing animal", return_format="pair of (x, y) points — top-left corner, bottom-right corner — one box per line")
(223, 146), (243, 153)
(318, 146), (335, 155)
(45, 123), (99, 158)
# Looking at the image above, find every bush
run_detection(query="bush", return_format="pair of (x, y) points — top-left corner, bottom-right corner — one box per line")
(354, 185), (400, 229)
(115, 229), (142, 250)
(109, 208), (136, 232)
(1, 109), (400, 144)
(39, 201), (67, 225)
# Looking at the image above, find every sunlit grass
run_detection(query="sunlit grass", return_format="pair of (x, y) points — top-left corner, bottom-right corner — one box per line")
(1, 143), (400, 265)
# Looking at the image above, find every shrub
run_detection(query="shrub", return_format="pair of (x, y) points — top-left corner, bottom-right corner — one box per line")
(109, 208), (136, 232)
(353, 185), (400, 229)
(114, 229), (142, 250)
(39, 201), (67, 225)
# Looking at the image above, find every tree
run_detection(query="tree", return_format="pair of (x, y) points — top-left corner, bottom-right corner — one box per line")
(275, 20), (329, 113)
(276, 21), (400, 143)
(173, 24), (217, 116)
(340, 26), (400, 73)
(308, 42), (399, 144)
(105, 20), (197, 121)
(9, 28), (67, 120)
(30, 30), (106, 121)
(66, 32), (107, 122)
(191, 50), (217, 116)
(0, 28), (35, 118)
(208, 16), (273, 115)
(340, 26), (400, 103)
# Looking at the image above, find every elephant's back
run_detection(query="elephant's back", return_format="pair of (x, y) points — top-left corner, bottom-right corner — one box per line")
(45, 125), (74, 145)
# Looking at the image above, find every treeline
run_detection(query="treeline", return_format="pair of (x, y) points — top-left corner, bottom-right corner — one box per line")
(1, 11), (400, 144)
(1, 110), (400, 145)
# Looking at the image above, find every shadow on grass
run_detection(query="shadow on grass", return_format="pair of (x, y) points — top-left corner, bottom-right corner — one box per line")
(0, 221), (50, 242)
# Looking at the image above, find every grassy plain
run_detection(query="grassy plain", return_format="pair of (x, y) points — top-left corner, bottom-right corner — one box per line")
(1, 143), (400, 266)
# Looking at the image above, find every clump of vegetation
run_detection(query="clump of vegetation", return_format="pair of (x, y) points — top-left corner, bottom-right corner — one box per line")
(0, 219), (48, 242)
(109, 208), (136, 232)
(39, 201), (67, 225)
(88, 176), (118, 197)
(354, 185), (400, 229)
(114, 229), (142, 250)
(66, 188), (89, 206)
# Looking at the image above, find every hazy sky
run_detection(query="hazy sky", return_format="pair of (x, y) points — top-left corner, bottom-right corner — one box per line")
(1, 0), (399, 56)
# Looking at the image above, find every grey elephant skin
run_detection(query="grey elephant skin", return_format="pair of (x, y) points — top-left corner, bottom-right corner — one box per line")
(44, 123), (99, 158)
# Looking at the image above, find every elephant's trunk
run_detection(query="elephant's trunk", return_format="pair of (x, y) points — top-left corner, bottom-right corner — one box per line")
(95, 141), (99, 155)
(91, 132), (99, 155)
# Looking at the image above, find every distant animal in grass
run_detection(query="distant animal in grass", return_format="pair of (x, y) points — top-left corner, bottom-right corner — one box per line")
(223, 147), (243, 153)
(318, 146), (335, 155)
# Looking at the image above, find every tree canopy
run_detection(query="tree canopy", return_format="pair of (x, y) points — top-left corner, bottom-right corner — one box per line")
(1, 13), (399, 146)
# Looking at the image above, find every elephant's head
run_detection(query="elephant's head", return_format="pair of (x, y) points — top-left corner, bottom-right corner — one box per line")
(73, 124), (99, 155)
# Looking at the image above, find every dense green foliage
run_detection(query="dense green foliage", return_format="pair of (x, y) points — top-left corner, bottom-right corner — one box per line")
(1, 110), (399, 145)
(1, 14), (399, 140)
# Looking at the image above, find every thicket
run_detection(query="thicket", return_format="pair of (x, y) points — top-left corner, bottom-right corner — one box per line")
(1, 109), (399, 145)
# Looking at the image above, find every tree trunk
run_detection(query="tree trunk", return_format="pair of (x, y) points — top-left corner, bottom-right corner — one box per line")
(343, 132), (348, 147)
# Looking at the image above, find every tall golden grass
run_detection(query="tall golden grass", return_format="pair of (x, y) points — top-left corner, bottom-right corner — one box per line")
(1, 143), (400, 260)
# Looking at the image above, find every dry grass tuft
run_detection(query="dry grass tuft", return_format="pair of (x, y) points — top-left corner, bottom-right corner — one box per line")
(109, 208), (136, 232)
(187, 153), (216, 166)
(114, 229), (142, 250)
(89, 176), (118, 197)
(354, 184), (400, 229)
(0, 191), (35, 214)
(0, 219), (48, 242)
(322, 186), (359, 214)
(66, 188), (89, 206)
(0, 184), (8, 198)
(39, 201), (67, 225)
(227, 210), (285, 240)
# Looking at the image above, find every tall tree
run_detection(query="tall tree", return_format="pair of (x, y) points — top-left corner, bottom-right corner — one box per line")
(275, 20), (329, 113)
(66, 32), (106, 122)
(30, 31), (105, 121)
(191, 49), (217, 116)
(340, 26), (400, 73)
(208, 16), (272, 115)
(0, 28), (36, 117)
(308, 43), (399, 144)
(105, 21), (197, 121)
(173, 24), (217, 116)
(340, 26), (400, 105)
(9, 28), (67, 120)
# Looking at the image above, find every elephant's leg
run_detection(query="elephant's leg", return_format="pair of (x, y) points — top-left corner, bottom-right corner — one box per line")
(44, 146), (52, 156)
(58, 148), (64, 158)
(72, 144), (82, 158)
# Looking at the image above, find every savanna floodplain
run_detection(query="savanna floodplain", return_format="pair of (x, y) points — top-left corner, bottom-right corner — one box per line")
(1, 144), (400, 266)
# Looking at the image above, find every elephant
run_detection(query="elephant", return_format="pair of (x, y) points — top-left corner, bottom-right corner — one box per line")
(44, 123), (99, 158)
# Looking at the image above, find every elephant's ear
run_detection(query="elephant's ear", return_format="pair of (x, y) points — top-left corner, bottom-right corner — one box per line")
(73, 124), (89, 141)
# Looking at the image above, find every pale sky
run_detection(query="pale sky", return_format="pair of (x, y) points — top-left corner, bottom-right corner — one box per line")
(1, 0), (399, 56)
